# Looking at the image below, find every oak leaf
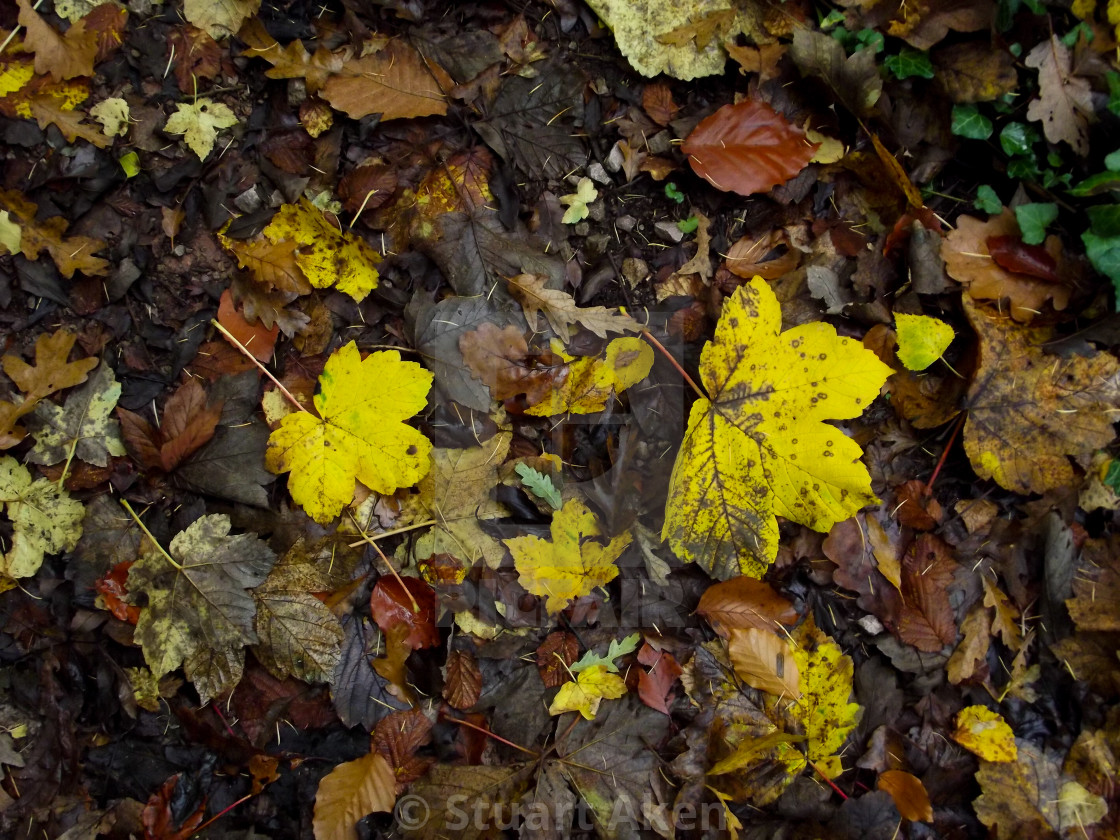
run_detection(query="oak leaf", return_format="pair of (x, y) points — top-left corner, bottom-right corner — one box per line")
(128, 513), (276, 703)
(663, 277), (892, 579)
(504, 498), (630, 614)
(0, 456), (84, 590)
(27, 94), (113, 147)
(164, 97), (239, 160)
(682, 99), (819, 196)
(962, 297), (1120, 494)
(26, 362), (125, 469)
(221, 235), (310, 296)
(17, 0), (120, 80)
(184, 0), (260, 40)
(265, 342), (432, 525)
(507, 273), (641, 342)
(1025, 36), (1092, 156)
(947, 605), (991, 685)
(0, 190), (109, 277)
(312, 753), (396, 840)
(548, 664), (627, 719)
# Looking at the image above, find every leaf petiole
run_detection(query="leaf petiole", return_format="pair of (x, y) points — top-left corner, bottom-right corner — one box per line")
(119, 498), (181, 571)
(209, 319), (310, 414)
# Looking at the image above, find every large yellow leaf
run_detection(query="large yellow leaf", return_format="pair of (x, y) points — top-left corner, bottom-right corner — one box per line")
(265, 342), (432, 525)
(664, 277), (891, 579)
(504, 498), (630, 614)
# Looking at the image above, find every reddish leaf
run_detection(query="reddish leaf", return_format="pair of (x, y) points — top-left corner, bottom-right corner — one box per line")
(897, 535), (958, 652)
(443, 649), (482, 710)
(369, 576), (438, 650)
(118, 379), (224, 472)
(894, 480), (943, 530)
(96, 560), (140, 624)
(372, 623), (414, 703)
(636, 645), (682, 715)
(642, 82), (679, 126)
(681, 99), (818, 196)
(217, 289), (279, 363)
(696, 576), (799, 638)
(141, 775), (206, 840)
(536, 631), (579, 688)
(167, 25), (222, 93)
(372, 707), (434, 791)
(985, 235), (1061, 283)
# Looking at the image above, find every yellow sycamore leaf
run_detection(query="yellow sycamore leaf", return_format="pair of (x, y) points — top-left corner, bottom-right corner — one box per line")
(953, 705), (1018, 763)
(163, 98), (239, 160)
(504, 498), (630, 614)
(559, 177), (598, 224)
(262, 198), (381, 302)
(0, 456), (84, 592)
(894, 312), (954, 371)
(265, 342), (432, 525)
(525, 337), (654, 416)
(548, 664), (627, 719)
(663, 277), (892, 579)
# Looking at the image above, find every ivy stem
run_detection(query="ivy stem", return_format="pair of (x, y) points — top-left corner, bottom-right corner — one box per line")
(640, 329), (705, 399)
(347, 513), (420, 614)
(209, 319), (309, 414)
(119, 498), (181, 570)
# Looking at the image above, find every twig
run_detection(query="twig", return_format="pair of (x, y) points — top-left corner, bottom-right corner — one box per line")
(209, 319), (309, 414)
(348, 512), (420, 613)
(926, 412), (966, 492)
(640, 329), (705, 399)
(443, 715), (540, 757)
(346, 518), (437, 549)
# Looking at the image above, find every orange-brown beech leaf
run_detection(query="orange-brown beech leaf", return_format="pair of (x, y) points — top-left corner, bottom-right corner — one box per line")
(962, 297), (1120, 495)
(0, 190), (109, 277)
(642, 82), (679, 126)
(536, 630), (579, 688)
(724, 230), (800, 280)
(942, 211), (1071, 322)
(897, 535), (958, 653)
(368, 576), (438, 650)
(142, 775), (206, 840)
(459, 323), (562, 405)
(982, 577), (1023, 652)
(636, 645), (682, 715)
(696, 576), (798, 638)
(372, 707), (434, 791)
(443, 649), (482, 710)
(1066, 536), (1120, 632)
(372, 623), (413, 704)
(877, 769), (933, 822)
(947, 605), (991, 685)
(727, 627), (801, 698)
(117, 379), (224, 472)
(217, 290), (279, 362)
(18, 0), (101, 80)
(167, 25), (223, 93)
(312, 752), (396, 840)
(321, 41), (451, 121)
(95, 560), (141, 624)
(681, 99), (818, 196)
(894, 480), (942, 530)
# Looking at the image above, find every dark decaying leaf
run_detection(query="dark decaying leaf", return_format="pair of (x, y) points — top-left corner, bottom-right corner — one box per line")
(897, 535), (958, 653)
(443, 649), (483, 710)
(332, 615), (412, 730)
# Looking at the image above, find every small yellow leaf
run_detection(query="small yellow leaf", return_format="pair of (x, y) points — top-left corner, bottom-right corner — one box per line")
(953, 705), (1018, 762)
(525, 336), (653, 416)
(90, 97), (130, 137)
(312, 752), (396, 840)
(548, 664), (627, 719)
(0, 211), (21, 255)
(504, 498), (630, 614)
(265, 342), (432, 524)
(164, 98), (239, 160)
(559, 177), (598, 224)
(894, 313), (954, 371)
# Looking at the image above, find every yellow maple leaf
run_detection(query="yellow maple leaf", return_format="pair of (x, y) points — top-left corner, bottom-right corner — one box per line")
(262, 198), (381, 302)
(265, 342), (432, 525)
(504, 498), (630, 614)
(164, 98), (239, 160)
(663, 277), (891, 579)
(0, 456), (84, 592)
(525, 337), (654, 416)
(953, 705), (1018, 763)
(894, 312), (954, 372)
(548, 664), (627, 719)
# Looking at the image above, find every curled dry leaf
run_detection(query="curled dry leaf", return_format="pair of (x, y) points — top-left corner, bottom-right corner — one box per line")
(312, 753), (397, 840)
(724, 230), (800, 279)
(728, 627), (801, 698)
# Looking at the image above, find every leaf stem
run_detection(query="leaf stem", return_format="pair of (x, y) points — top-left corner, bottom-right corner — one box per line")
(119, 498), (181, 570)
(640, 329), (705, 399)
(925, 412), (966, 493)
(346, 518), (437, 549)
(347, 513), (420, 613)
(209, 319), (309, 414)
(809, 761), (849, 800)
(443, 715), (540, 757)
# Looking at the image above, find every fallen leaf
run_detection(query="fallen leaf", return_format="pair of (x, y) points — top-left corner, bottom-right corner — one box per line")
(642, 82), (679, 126)
(897, 534), (957, 652)
(536, 631), (579, 688)
(217, 289), (279, 362)
(369, 576), (438, 650)
(0, 456), (84, 590)
(559, 177), (597, 224)
(128, 513), (275, 703)
(962, 297), (1120, 494)
(141, 776), (206, 840)
(982, 577), (1023, 652)
(663, 277), (892, 579)
(1066, 537), (1120, 632)
(96, 560), (141, 624)
(724, 230), (800, 279)
(947, 605), (992, 684)
(17, 0), (117, 80)
(89, 96), (129, 136)
(571, 632), (640, 673)
(507, 273), (641, 342)
(696, 576), (799, 637)
(372, 707), (434, 790)
(1025, 36), (1093, 156)
(443, 649), (482, 710)
(26, 362), (125, 470)
(524, 337), (654, 416)
(117, 379), (224, 472)
(164, 97), (239, 159)
(265, 342), (432, 525)
(636, 646), (682, 714)
(548, 663), (627, 719)
(953, 705), (1017, 762)
(184, 0), (260, 40)
(933, 41), (1018, 103)
(0, 190), (109, 277)
(27, 94), (114, 148)
(894, 313), (954, 371)
(312, 752), (396, 840)
(789, 29), (882, 116)
(459, 323), (564, 406)
(728, 627), (801, 698)
(321, 41), (450, 121)
(504, 498), (630, 614)
(877, 770), (933, 822)
(682, 99), (819, 196)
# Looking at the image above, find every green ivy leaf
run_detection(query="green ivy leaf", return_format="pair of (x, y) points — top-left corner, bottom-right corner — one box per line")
(999, 122), (1039, 158)
(1083, 206), (1120, 308)
(884, 48), (935, 80)
(571, 633), (640, 673)
(974, 185), (1002, 215)
(1014, 203), (1058, 245)
(951, 105), (993, 140)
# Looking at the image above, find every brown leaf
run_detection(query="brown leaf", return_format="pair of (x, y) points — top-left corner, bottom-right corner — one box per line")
(982, 577), (1023, 652)
(636, 645), (682, 715)
(1066, 536), (1120, 632)
(507, 273), (641, 342)
(369, 576), (438, 650)
(986, 235), (1061, 283)
(897, 535), (957, 652)
(943, 211), (1071, 321)
(168, 25), (223, 93)
(249, 754), (280, 795)
(312, 753), (396, 840)
(824, 514), (903, 626)
(459, 322), (561, 405)
(372, 707), (434, 790)
(947, 604), (991, 685)
(727, 627), (801, 698)
(0, 189), (109, 277)
(641, 82), (678, 126)
(322, 41), (451, 121)
(338, 163), (399, 216)
(962, 297), (1120, 494)
(894, 480), (942, 530)
(1025, 36), (1093, 156)
(536, 630), (579, 688)
(18, 0), (102, 80)
(790, 29), (882, 116)
(27, 96), (112, 148)
(887, 0), (991, 50)
(696, 576), (798, 638)
(217, 289), (279, 363)
(724, 230), (800, 280)
(141, 775), (206, 840)
(1, 329), (99, 446)
(372, 623), (413, 704)
(158, 379), (224, 471)
(877, 769), (933, 822)
(933, 41), (1018, 103)
(682, 99), (818, 197)
(725, 43), (786, 82)
(443, 649), (482, 710)
(223, 235), (312, 296)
